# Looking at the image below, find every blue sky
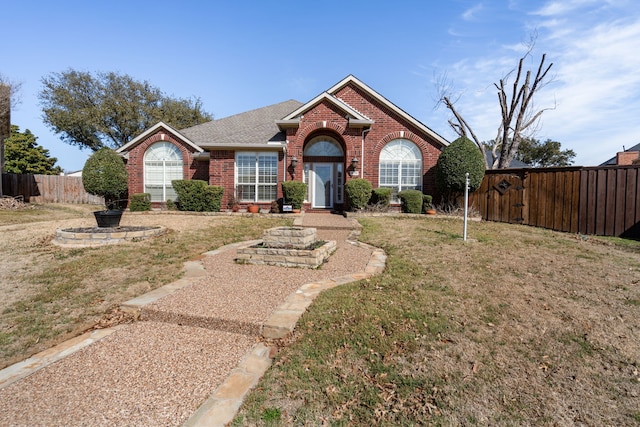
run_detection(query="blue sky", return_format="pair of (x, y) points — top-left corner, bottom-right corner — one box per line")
(3, 0), (639, 171)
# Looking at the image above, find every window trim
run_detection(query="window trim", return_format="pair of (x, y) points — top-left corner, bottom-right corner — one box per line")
(143, 142), (184, 203)
(378, 139), (423, 202)
(235, 151), (279, 203)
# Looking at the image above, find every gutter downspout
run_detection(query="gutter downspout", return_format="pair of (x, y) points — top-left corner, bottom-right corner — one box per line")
(361, 128), (371, 178)
(283, 143), (288, 182)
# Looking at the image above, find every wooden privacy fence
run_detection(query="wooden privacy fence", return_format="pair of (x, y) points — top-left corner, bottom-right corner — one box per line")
(1, 173), (103, 205)
(468, 165), (640, 238)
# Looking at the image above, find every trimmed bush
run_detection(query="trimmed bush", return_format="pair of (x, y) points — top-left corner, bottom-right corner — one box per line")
(281, 180), (307, 210)
(171, 180), (223, 212)
(129, 193), (151, 212)
(435, 136), (485, 203)
(423, 194), (433, 212)
(398, 189), (424, 214)
(345, 178), (372, 211)
(82, 148), (128, 209)
(370, 187), (392, 209)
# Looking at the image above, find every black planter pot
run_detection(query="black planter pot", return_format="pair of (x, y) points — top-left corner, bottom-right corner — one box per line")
(94, 209), (124, 228)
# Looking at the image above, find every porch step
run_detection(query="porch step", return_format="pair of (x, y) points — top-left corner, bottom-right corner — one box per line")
(305, 209), (340, 214)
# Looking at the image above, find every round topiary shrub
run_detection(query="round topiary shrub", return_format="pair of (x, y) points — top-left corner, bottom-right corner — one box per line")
(398, 189), (424, 213)
(281, 180), (307, 210)
(82, 148), (128, 210)
(435, 136), (485, 203)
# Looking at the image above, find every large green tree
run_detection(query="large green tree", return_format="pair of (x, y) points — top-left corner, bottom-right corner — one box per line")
(4, 125), (62, 174)
(39, 70), (213, 150)
(515, 137), (576, 167)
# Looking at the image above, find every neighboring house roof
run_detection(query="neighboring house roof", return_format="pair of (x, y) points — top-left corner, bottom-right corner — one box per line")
(600, 142), (640, 166)
(484, 150), (530, 168)
(181, 100), (303, 149)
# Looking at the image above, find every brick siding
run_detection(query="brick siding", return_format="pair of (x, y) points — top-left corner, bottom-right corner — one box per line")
(122, 79), (444, 209)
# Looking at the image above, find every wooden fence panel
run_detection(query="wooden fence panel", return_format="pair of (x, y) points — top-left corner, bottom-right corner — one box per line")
(1, 173), (103, 205)
(570, 170), (580, 233)
(594, 169), (606, 235)
(474, 165), (640, 238)
(615, 168), (626, 236)
(626, 168), (640, 234)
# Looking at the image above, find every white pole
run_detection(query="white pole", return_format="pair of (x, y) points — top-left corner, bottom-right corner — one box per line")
(463, 172), (469, 241)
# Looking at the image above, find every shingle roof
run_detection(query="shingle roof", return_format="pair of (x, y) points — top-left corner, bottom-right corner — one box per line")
(179, 99), (303, 148)
(484, 150), (530, 168)
(600, 142), (640, 166)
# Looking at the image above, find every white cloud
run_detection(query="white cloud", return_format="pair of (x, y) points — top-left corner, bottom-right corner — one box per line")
(462, 3), (484, 21)
(436, 0), (640, 165)
(532, 0), (601, 16)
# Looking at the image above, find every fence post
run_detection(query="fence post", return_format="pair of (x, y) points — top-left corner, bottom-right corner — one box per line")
(463, 172), (469, 241)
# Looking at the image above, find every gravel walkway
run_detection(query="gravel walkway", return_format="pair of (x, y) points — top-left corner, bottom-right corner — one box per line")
(0, 213), (373, 427)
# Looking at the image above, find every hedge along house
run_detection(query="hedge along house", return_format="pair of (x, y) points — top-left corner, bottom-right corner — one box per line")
(116, 75), (449, 211)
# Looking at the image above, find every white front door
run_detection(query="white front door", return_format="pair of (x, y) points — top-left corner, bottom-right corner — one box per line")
(312, 164), (333, 208)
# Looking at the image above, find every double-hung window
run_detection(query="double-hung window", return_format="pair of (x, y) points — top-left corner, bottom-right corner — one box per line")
(236, 152), (278, 202)
(379, 139), (422, 202)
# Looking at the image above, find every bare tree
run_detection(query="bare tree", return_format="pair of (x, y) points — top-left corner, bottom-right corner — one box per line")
(437, 45), (554, 169)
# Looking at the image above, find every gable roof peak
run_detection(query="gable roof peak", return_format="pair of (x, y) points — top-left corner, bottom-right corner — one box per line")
(115, 121), (203, 155)
(279, 91), (373, 124)
(322, 75), (449, 147)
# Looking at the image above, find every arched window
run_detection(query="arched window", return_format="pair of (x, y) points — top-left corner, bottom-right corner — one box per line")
(379, 139), (422, 200)
(304, 136), (343, 157)
(144, 142), (183, 202)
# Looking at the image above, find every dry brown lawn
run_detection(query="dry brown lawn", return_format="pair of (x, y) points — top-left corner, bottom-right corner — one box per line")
(0, 204), (289, 369)
(238, 216), (640, 426)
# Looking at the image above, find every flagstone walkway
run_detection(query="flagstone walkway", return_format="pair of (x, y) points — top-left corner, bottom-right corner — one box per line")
(0, 213), (386, 427)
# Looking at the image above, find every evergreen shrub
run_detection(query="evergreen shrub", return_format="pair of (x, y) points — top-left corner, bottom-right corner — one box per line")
(129, 193), (151, 211)
(370, 187), (392, 209)
(435, 136), (485, 203)
(281, 180), (307, 210)
(398, 189), (424, 214)
(82, 147), (128, 209)
(171, 180), (223, 212)
(423, 194), (433, 212)
(345, 178), (372, 210)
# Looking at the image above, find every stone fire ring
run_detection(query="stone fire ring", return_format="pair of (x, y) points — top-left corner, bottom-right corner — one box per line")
(53, 226), (167, 248)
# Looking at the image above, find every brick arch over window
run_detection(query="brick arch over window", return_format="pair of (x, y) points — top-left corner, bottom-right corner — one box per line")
(372, 131), (431, 155)
(297, 121), (347, 143)
(123, 128), (206, 197)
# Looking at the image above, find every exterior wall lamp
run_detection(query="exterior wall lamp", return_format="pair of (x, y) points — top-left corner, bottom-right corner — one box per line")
(290, 156), (298, 173)
(349, 157), (359, 177)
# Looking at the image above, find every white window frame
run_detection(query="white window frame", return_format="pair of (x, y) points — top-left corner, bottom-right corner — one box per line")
(144, 142), (184, 202)
(235, 151), (278, 202)
(379, 139), (423, 202)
